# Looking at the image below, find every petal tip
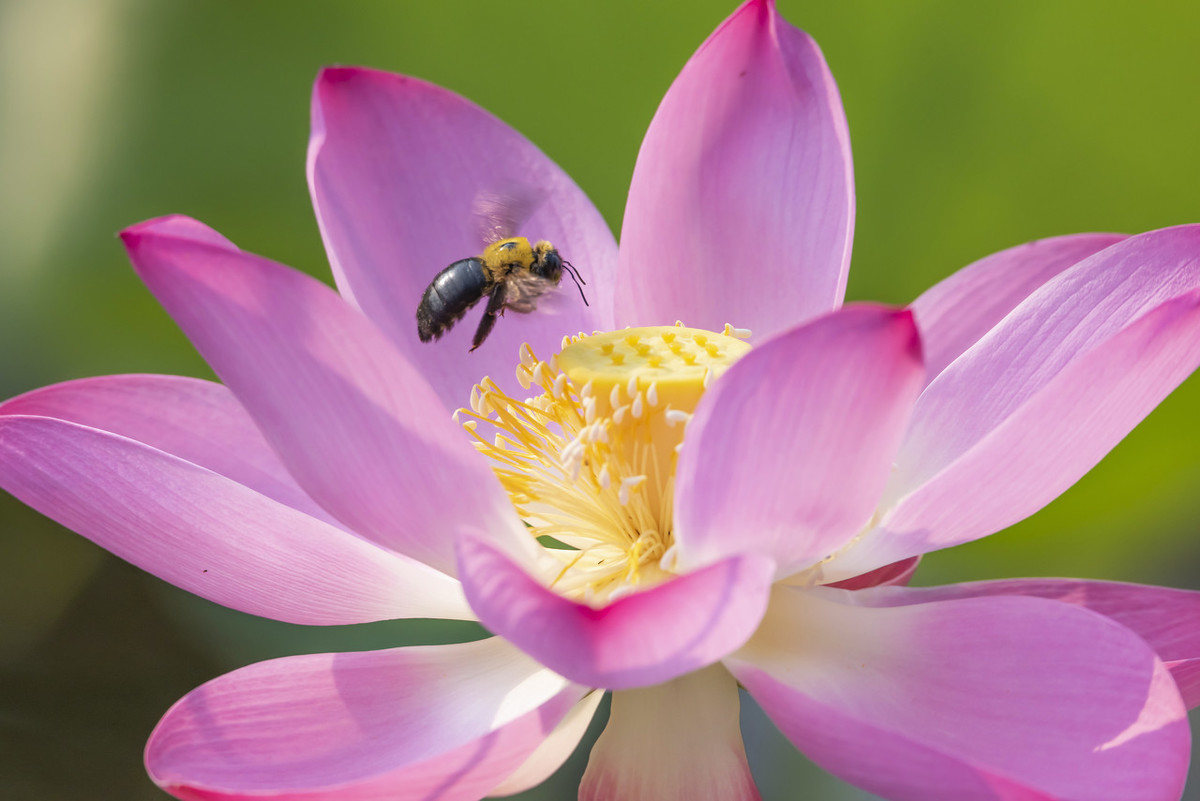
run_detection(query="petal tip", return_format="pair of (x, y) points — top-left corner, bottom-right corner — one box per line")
(119, 214), (186, 244)
(119, 215), (234, 259)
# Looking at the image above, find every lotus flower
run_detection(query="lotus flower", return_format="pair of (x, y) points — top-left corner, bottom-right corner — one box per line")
(3, 1), (1200, 799)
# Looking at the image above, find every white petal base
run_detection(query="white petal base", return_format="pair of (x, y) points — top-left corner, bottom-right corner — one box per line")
(580, 665), (761, 801)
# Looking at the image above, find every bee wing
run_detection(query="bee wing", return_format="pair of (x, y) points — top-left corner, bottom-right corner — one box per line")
(503, 271), (559, 314)
(472, 187), (543, 245)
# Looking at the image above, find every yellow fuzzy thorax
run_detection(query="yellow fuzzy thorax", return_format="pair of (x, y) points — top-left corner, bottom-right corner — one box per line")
(457, 324), (751, 603)
(480, 236), (535, 278)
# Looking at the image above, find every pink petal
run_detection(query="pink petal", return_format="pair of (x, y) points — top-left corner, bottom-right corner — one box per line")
(912, 233), (1127, 381)
(490, 691), (603, 797)
(121, 215), (530, 576)
(871, 578), (1200, 708)
(832, 283), (1200, 579)
(900, 225), (1200, 497)
(0, 415), (469, 624)
(580, 665), (761, 801)
(1168, 660), (1200, 711)
(456, 536), (775, 691)
(615, 0), (854, 337)
(824, 556), (921, 591)
(1, 374), (339, 526)
(147, 638), (584, 800)
(673, 305), (924, 578)
(308, 66), (617, 408)
(726, 586), (1190, 801)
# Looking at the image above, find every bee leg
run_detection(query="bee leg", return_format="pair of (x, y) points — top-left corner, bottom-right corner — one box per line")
(470, 283), (508, 351)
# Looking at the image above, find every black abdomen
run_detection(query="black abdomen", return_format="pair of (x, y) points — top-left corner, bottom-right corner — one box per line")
(416, 257), (490, 342)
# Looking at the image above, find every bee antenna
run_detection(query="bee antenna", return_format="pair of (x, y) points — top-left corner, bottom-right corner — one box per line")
(562, 260), (589, 306)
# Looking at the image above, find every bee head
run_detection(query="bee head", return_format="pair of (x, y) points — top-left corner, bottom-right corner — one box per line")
(530, 241), (564, 281)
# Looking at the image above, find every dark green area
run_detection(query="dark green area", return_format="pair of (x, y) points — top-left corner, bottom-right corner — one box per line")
(1, 1), (1198, 799)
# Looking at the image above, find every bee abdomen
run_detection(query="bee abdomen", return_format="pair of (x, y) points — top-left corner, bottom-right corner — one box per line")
(417, 257), (490, 342)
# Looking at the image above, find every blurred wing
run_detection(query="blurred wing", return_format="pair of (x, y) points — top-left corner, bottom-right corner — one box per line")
(504, 272), (559, 313)
(473, 187), (543, 245)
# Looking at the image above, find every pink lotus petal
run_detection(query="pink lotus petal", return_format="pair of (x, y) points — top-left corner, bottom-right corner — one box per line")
(825, 556), (921, 591)
(615, 0), (854, 337)
(308, 66), (617, 408)
(0, 374), (341, 526)
(830, 284), (1200, 578)
(456, 536), (775, 691)
(897, 225), (1200, 500)
(121, 215), (530, 576)
(1168, 660), (1200, 711)
(0, 416), (470, 623)
(912, 233), (1127, 382)
(868, 578), (1200, 708)
(490, 691), (603, 797)
(674, 305), (923, 578)
(147, 638), (583, 800)
(726, 586), (1190, 801)
(580, 665), (760, 801)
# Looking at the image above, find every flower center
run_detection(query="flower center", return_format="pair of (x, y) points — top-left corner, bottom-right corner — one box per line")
(458, 324), (751, 603)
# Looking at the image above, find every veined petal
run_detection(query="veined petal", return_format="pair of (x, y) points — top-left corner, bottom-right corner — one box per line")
(1, 374), (340, 526)
(0, 415), (470, 624)
(674, 305), (923, 578)
(580, 665), (760, 801)
(829, 284), (1200, 579)
(727, 586), (1190, 801)
(456, 536), (775, 691)
(147, 638), (584, 800)
(490, 691), (603, 797)
(615, 0), (854, 337)
(121, 215), (530, 576)
(308, 66), (616, 408)
(897, 225), (1200, 499)
(912, 233), (1127, 382)
(869, 578), (1200, 708)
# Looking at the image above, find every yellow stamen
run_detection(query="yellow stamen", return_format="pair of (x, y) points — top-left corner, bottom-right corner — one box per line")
(459, 325), (750, 603)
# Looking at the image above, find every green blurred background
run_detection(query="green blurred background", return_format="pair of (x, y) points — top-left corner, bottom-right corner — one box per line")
(1, 1), (1198, 798)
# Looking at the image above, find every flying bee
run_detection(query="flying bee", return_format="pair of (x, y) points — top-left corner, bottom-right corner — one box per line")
(416, 192), (588, 351)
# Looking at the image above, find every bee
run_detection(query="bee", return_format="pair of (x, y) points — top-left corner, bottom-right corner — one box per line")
(416, 192), (587, 351)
